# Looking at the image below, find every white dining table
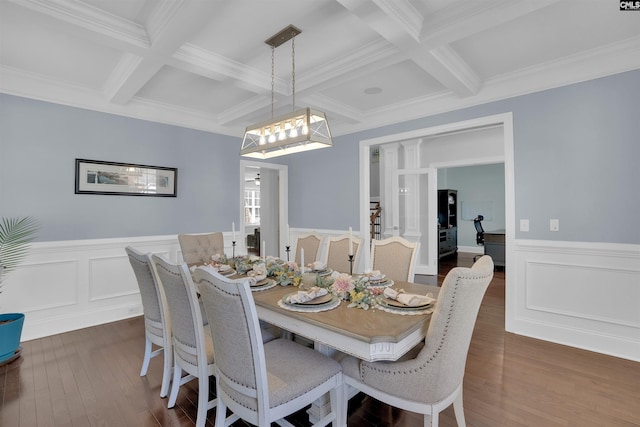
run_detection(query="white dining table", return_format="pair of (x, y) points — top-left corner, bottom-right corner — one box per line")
(251, 280), (438, 423)
(251, 281), (439, 362)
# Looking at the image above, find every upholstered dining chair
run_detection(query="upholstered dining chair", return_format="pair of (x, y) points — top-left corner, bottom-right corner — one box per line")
(323, 234), (362, 274)
(151, 254), (216, 427)
(125, 246), (172, 399)
(370, 236), (420, 282)
(294, 231), (324, 267)
(193, 266), (343, 427)
(178, 232), (225, 268)
(338, 255), (494, 427)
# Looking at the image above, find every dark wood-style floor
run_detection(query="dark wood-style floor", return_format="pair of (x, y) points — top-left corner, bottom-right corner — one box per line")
(2, 253), (639, 426)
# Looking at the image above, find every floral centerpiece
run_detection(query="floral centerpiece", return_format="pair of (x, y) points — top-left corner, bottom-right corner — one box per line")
(329, 273), (384, 310)
(267, 259), (301, 287)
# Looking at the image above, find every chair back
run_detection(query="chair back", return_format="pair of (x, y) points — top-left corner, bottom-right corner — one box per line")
(294, 232), (323, 267)
(194, 267), (269, 416)
(152, 254), (209, 370)
(419, 255), (494, 401)
(370, 236), (419, 282)
(126, 246), (167, 335)
(324, 234), (361, 274)
(178, 232), (225, 267)
(474, 215), (485, 245)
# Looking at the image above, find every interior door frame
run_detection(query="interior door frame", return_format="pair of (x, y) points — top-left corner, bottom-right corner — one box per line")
(239, 160), (288, 258)
(359, 113), (514, 326)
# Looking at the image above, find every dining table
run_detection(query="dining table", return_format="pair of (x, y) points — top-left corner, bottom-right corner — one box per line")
(197, 262), (439, 424)
(251, 278), (438, 424)
(252, 280), (439, 362)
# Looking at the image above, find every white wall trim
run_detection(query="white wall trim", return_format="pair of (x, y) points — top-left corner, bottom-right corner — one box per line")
(6, 234), (638, 362)
(512, 239), (640, 362)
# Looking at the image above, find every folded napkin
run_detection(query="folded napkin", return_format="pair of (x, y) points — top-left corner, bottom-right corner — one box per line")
(309, 261), (327, 271)
(383, 287), (435, 307)
(285, 286), (328, 304)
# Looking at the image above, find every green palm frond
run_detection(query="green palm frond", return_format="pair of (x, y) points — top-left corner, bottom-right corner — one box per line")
(0, 217), (40, 275)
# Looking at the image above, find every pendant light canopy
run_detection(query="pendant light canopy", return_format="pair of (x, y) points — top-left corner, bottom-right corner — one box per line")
(241, 25), (332, 159)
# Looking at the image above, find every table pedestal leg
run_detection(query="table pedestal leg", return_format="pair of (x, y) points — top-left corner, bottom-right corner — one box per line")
(308, 341), (337, 424)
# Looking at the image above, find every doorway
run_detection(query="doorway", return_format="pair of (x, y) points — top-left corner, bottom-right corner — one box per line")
(359, 113), (514, 322)
(239, 160), (289, 258)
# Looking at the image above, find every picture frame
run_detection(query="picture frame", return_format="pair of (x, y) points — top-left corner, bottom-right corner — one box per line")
(75, 159), (177, 197)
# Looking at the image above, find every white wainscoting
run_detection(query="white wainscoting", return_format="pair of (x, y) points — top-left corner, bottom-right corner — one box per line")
(510, 240), (640, 362)
(5, 233), (639, 362)
(0, 233), (237, 341)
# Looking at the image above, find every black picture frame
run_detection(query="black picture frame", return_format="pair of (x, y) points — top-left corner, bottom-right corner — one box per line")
(75, 159), (177, 197)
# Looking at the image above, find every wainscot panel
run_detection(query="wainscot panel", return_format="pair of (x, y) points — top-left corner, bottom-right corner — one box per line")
(512, 240), (640, 362)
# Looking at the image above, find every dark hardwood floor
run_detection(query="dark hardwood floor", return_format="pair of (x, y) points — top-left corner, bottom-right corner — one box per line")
(2, 253), (639, 426)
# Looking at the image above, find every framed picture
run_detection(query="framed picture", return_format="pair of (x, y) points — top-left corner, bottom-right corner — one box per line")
(75, 159), (177, 197)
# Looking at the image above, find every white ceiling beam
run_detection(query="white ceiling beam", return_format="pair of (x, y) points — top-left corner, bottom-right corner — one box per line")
(301, 93), (366, 123)
(295, 39), (401, 92)
(421, 0), (563, 48)
(8, 0), (149, 50)
(170, 44), (289, 96)
(337, 0), (481, 97)
(105, 0), (219, 105)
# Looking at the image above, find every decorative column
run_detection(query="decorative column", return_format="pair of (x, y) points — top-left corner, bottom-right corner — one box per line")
(400, 139), (422, 243)
(379, 143), (399, 238)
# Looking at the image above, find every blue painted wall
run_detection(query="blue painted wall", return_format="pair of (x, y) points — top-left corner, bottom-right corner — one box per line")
(439, 163), (506, 247)
(0, 95), (240, 241)
(283, 69), (640, 244)
(2, 69), (639, 244)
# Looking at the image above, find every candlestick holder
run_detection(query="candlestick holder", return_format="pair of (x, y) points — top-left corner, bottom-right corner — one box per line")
(231, 241), (236, 260)
(285, 245), (291, 261)
(348, 254), (354, 276)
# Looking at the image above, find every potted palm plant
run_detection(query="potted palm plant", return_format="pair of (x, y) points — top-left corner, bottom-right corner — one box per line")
(0, 217), (39, 365)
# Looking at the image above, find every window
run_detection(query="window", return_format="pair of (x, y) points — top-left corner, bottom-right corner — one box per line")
(244, 189), (260, 225)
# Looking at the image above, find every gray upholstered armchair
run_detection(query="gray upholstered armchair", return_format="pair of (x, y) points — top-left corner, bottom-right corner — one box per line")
(339, 255), (494, 427)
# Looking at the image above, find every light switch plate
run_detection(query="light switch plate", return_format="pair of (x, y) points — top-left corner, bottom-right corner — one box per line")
(520, 219), (529, 232)
(550, 219), (559, 231)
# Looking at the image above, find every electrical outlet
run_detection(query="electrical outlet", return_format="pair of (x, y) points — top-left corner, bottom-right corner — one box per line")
(520, 219), (529, 232)
(550, 219), (559, 231)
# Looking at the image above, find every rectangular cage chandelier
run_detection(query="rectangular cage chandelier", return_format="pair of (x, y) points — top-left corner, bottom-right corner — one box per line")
(241, 25), (332, 159)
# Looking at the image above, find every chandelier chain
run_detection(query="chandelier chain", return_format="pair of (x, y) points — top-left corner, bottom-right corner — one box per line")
(291, 33), (296, 111)
(271, 45), (275, 119)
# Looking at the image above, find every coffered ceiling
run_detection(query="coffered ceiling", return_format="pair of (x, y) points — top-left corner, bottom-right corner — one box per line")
(1, 0), (639, 138)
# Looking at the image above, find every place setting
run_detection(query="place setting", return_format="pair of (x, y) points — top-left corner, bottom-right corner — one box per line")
(245, 265), (276, 292)
(360, 270), (394, 288)
(278, 286), (341, 313)
(377, 287), (436, 315)
(306, 261), (333, 276)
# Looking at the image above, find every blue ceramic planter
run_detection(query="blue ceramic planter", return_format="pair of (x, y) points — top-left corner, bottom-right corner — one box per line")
(0, 313), (25, 364)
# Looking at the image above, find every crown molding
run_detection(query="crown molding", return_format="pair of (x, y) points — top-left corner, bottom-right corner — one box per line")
(0, 64), (232, 135)
(8, 0), (149, 49)
(2, 37), (639, 139)
(332, 36), (640, 136)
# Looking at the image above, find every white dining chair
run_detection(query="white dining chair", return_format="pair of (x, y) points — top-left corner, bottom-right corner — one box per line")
(125, 246), (172, 399)
(194, 265), (343, 427)
(338, 255), (494, 427)
(294, 231), (324, 267)
(152, 254), (217, 427)
(323, 234), (361, 274)
(370, 236), (420, 282)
